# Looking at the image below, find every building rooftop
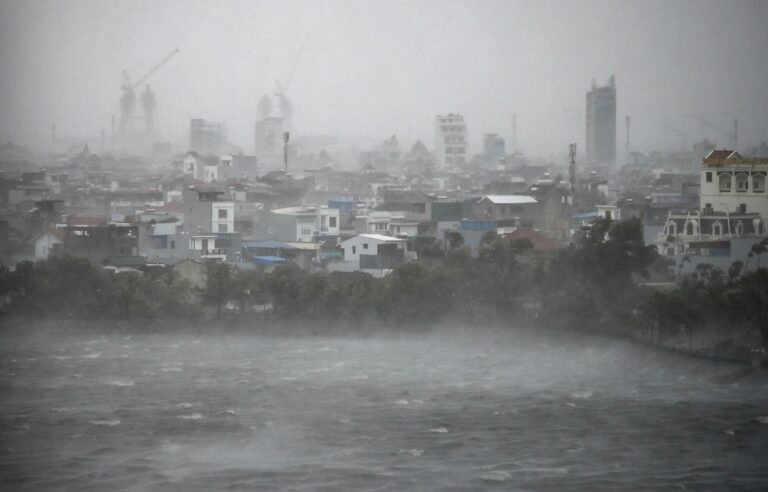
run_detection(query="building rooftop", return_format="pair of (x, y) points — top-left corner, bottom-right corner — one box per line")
(357, 233), (405, 242)
(478, 195), (538, 205)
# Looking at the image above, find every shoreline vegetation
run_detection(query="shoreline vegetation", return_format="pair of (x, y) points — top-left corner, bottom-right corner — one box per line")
(1, 218), (767, 365)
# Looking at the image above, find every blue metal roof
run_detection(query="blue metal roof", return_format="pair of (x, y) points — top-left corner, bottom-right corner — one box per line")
(241, 240), (295, 249)
(251, 256), (287, 265)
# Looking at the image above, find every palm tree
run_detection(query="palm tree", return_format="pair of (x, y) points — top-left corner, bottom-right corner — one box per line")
(744, 238), (768, 274)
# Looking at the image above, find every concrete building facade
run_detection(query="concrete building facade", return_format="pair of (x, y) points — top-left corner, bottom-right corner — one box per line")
(586, 76), (617, 168)
(435, 114), (467, 170)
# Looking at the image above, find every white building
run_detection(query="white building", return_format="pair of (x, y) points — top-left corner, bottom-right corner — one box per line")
(699, 150), (767, 219)
(658, 150), (767, 259)
(332, 233), (413, 275)
(260, 206), (341, 242)
(434, 113), (467, 170)
(31, 231), (62, 259)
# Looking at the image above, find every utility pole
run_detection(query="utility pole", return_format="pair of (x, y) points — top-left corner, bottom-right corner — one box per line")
(625, 115), (630, 155)
(511, 113), (517, 153)
(283, 131), (290, 172)
(568, 143), (577, 204)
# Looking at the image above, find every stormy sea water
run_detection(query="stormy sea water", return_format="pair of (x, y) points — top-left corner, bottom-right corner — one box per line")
(1, 325), (768, 491)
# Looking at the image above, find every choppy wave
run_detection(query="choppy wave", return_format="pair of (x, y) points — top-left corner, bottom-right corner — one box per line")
(1, 328), (768, 491)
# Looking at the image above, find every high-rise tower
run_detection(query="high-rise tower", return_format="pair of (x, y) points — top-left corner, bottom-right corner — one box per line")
(586, 75), (616, 168)
(434, 113), (467, 170)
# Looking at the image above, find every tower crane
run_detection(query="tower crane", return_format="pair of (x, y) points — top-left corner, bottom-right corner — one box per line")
(685, 114), (738, 150)
(119, 48), (180, 134)
(666, 125), (688, 151)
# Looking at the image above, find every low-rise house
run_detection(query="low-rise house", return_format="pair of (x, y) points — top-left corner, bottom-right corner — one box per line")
(30, 230), (63, 258)
(252, 206), (340, 243)
(182, 186), (235, 234)
(60, 222), (139, 263)
(331, 233), (413, 276)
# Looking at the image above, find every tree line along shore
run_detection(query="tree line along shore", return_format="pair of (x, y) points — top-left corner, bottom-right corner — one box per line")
(1, 218), (766, 360)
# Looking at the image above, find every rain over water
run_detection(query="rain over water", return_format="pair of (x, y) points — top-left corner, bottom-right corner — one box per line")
(2, 326), (768, 491)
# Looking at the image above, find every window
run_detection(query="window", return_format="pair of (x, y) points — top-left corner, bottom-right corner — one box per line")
(218, 224), (227, 233)
(218, 209), (228, 219)
(719, 173), (732, 192)
(170, 240), (175, 249)
(301, 228), (311, 236)
(352, 246), (356, 254)
(739, 204), (747, 213)
(363, 243), (368, 249)
(329, 217), (337, 228)
(706, 172), (712, 183)
(605, 210), (612, 219)
(712, 222), (722, 236)
(754, 173), (765, 192)
(736, 173), (749, 192)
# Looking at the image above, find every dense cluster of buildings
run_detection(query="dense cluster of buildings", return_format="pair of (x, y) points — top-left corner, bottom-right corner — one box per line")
(1, 74), (766, 283)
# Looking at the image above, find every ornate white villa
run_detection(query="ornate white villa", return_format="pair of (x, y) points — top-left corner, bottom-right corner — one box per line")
(658, 150), (767, 258)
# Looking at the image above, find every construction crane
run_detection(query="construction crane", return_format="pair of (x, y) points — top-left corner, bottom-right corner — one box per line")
(119, 48), (180, 134)
(685, 114), (738, 150)
(666, 125), (688, 151)
(273, 35), (309, 125)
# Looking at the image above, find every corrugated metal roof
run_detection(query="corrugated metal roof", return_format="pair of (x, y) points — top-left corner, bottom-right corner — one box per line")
(478, 195), (537, 205)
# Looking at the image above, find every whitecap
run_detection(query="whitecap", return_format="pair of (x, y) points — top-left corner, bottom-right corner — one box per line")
(397, 448), (423, 456)
(161, 367), (183, 372)
(176, 402), (198, 409)
(427, 427), (448, 433)
(91, 419), (121, 426)
(394, 399), (410, 405)
(82, 353), (102, 359)
(569, 391), (593, 399)
(107, 381), (135, 387)
(756, 416), (768, 424)
(479, 470), (511, 482)
(179, 413), (203, 420)
(191, 340), (202, 344)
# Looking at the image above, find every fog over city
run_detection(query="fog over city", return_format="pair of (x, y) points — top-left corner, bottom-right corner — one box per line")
(3, 1), (768, 490)
(1, 0), (767, 155)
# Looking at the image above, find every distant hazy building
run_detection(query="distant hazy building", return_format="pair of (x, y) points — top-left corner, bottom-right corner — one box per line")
(586, 76), (617, 168)
(381, 134), (401, 174)
(482, 133), (506, 169)
(190, 119), (227, 156)
(254, 117), (284, 166)
(435, 114), (467, 170)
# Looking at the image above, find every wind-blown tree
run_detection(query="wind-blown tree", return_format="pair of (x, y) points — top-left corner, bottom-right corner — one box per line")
(200, 260), (235, 315)
(22, 256), (114, 318)
(730, 270), (768, 350)
(745, 238), (768, 273)
(381, 263), (453, 324)
(267, 263), (307, 316)
(229, 270), (270, 313)
(113, 271), (149, 318)
(539, 217), (657, 332)
(444, 230), (465, 251)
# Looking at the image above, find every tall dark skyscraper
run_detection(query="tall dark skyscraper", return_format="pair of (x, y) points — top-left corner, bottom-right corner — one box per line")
(586, 75), (617, 167)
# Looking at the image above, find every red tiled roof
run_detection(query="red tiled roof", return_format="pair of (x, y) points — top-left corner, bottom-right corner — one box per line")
(503, 227), (557, 251)
(703, 150), (741, 163)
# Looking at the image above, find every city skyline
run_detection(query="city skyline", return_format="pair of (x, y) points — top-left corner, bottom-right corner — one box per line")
(1, 0), (767, 158)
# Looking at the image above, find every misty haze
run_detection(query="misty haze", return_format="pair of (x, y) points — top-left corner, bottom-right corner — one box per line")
(1, 0), (768, 490)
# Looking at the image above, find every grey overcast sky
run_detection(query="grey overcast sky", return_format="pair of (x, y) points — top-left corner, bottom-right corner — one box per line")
(1, 0), (767, 157)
